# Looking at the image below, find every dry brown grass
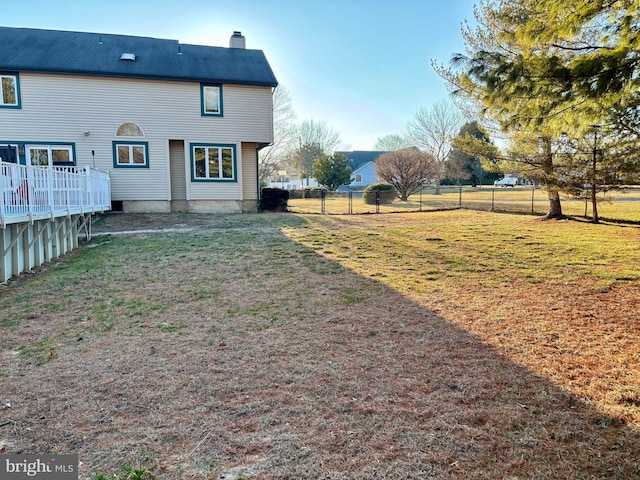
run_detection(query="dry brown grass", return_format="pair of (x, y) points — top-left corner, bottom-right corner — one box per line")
(0, 211), (639, 479)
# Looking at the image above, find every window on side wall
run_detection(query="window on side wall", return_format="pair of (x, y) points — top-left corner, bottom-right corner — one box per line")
(191, 144), (235, 181)
(113, 142), (149, 168)
(200, 84), (223, 116)
(26, 145), (74, 167)
(0, 73), (20, 108)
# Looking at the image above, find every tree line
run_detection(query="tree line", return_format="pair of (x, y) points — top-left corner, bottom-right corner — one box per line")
(261, 0), (640, 222)
(259, 89), (497, 199)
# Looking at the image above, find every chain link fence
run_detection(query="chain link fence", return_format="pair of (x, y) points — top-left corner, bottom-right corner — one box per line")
(284, 185), (638, 221)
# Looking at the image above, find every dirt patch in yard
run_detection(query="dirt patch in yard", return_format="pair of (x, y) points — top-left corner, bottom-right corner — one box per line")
(91, 212), (226, 235)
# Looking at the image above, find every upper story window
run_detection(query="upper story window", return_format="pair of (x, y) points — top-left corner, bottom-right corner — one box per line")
(0, 73), (20, 108)
(191, 144), (235, 181)
(200, 84), (223, 116)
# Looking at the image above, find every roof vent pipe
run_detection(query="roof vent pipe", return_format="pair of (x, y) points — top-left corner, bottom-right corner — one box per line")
(229, 31), (245, 49)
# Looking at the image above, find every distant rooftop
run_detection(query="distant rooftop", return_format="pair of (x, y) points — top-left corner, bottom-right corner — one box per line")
(336, 150), (389, 170)
(0, 26), (278, 87)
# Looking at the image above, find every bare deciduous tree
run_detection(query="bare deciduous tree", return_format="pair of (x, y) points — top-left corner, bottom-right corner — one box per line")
(295, 119), (342, 154)
(375, 149), (438, 201)
(287, 119), (343, 185)
(406, 100), (463, 194)
(258, 86), (296, 185)
(374, 133), (412, 151)
(292, 143), (324, 187)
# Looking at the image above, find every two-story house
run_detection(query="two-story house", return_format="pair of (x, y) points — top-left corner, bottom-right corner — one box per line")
(0, 26), (277, 213)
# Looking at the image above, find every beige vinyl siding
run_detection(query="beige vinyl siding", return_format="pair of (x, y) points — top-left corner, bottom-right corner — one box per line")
(225, 87), (274, 138)
(242, 143), (259, 202)
(1, 73), (273, 202)
(169, 140), (187, 201)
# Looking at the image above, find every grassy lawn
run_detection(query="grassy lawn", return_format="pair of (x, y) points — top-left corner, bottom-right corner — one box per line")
(1, 210), (639, 478)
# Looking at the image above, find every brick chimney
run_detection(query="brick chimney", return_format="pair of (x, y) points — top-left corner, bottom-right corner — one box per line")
(229, 31), (246, 49)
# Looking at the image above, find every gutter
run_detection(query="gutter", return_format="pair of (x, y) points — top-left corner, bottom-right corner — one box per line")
(6, 67), (278, 87)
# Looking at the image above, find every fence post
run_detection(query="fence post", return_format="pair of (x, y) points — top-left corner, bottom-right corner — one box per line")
(584, 195), (588, 217)
(375, 191), (380, 214)
(531, 185), (535, 213)
(348, 191), (352, 215)
(321, 189), (326, 215)
(491, 188), (495, 211)
(0, 163), (6, 225)
(459, 184), (462, 207)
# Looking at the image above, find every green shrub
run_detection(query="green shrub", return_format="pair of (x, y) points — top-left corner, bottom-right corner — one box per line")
(363, 183), (397, 204)
(260, 188), (289, 212)
(303, 186), (327, 199)
(288, 189), (303, 199)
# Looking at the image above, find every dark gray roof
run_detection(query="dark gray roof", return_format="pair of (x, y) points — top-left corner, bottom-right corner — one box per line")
(336, 151), (388, 171)
(0, 26), (278, 87)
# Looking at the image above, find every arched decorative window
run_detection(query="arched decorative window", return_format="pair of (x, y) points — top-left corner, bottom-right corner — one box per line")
(116, 123), (144, 137)
(113, 123), (148, 168)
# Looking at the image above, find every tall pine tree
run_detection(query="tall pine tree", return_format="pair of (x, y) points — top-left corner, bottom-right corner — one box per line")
(436, 0), (640, 219)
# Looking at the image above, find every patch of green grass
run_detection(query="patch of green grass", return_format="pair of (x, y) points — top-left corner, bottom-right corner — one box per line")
(18, 336), (57, 365)
(339, 286), (371, 305)
(90, 463), (156, 480)
(126, 298), (168, 317)
(156, 323), (180, 334)
(0, 316), (20, 327)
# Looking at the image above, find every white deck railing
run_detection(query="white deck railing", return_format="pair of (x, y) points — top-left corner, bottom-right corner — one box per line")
(0, 161), (111, 226)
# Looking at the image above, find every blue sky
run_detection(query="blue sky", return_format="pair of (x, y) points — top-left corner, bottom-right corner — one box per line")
(4, 0), (477, 149)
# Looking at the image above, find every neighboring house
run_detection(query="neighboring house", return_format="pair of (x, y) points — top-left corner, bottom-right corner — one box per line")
(266, 170), (318, 189)
(336, 151), (388, 190)
(348, 161), (378, 189)
(0, 26), (278, 213)
(266, 150), (387, 191)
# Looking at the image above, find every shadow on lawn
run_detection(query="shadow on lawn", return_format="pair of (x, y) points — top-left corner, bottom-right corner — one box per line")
(0, 215), (638, 479)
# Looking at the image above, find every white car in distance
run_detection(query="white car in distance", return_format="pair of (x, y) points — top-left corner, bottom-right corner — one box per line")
(494, 176), (518, 187)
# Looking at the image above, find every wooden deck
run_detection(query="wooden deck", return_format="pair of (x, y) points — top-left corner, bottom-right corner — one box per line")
(1, 161), (111, 282)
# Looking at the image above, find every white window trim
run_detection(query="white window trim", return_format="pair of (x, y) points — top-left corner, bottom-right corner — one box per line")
(26, 145), (74, 167)
(200, 84), (223, 116)
(0, 74), (18, 107)
(191, 144), (236, 181)
(113, 142), (149, 167)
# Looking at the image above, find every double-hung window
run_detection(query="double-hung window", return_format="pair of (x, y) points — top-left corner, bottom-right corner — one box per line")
(191, 144), (235, 181)
(113, 141), (149, 168)
(0, 73), (20, 108)
(200, 84), (223, 116)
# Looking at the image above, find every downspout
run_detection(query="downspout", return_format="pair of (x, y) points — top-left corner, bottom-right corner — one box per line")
(256, 143), (271, 212)
(255, 84), (277, 212)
